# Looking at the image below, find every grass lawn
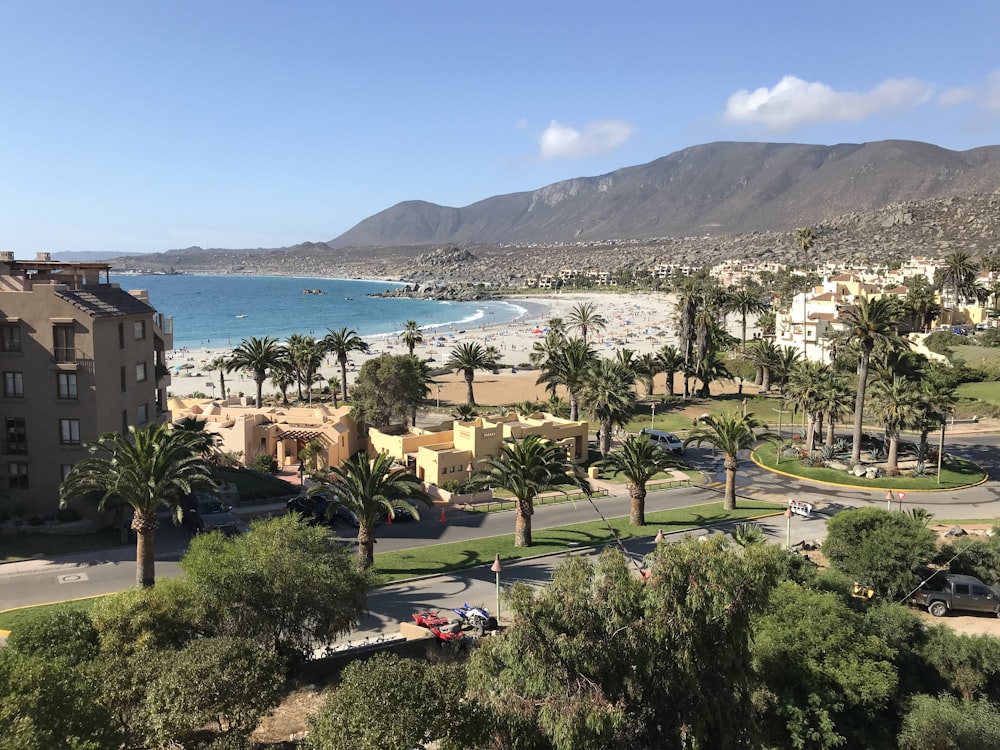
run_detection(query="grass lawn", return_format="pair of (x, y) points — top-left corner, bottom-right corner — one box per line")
(957, 381), (1000, 406)
(753, 443), (986, 490)
(373, 499), (784, 584)
(0, 528), (126, 564)
(0, 500), (785, 631)
(0, 597), (104, 632)
(954, 344), (1000, 368)
(625, 393), (787, 435)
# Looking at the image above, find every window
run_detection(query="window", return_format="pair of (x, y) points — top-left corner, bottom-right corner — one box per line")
(134, 320), (146, 340)
(53, 324), (75, 363)
(118, 322), (125, 349)
(61, 464), (74, 481)
(0, 324), (21, 352)
(59, 418), (81, 445)
(3, 371), (23, 398)
(136, 362), (147, 383)
(973, 585), (990, 596)
(7, 461), (28, 490)
(120, 366), (127, 392)
(122, 410), (128, 434)
(57, 372), (78, 399)
(5, 417), (26, 454)
(954, 583), (971, 595)
(137, 403), (149, 424)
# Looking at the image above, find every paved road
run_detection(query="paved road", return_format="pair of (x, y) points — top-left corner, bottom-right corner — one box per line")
(3, 434), (1000, 645)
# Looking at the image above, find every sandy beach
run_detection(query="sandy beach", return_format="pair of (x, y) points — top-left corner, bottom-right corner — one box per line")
(166, 291), (754, 409)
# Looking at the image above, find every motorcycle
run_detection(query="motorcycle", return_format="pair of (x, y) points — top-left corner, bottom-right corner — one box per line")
(450, 603), (498, 636)
(412, 610), (466, 644)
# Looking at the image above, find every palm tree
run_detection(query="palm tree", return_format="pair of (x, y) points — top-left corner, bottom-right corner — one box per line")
(914, 372), (959, 461)
(401, 321), (423, 356)
(656, 344), (683, 397)
(784, 361), (826, 451)
(743, 338), (781, 392)
(725, 288), (767, 350)
(580, 359), (635, 456)
(813, 369), (854, 448)
(869, 375), (922, 471)
(567, 302), (607, 344)
(597, 434), (680, 526)
(684, 411), (765, 511)
(270, 361), (295, 406)
(287, 335), (326, 403)
(535, 337), (595, 421)
(935, 251), (979, 324)
(694, 352), (732, 398)
(323, 327), (370, 404)
(636, 352), (660, 396)
(312, 450), (428, 567)
(452, 403), (479, 420)
(327, 375), (341, 407)
(445, 342), (495, 405)
(59, 423), (214, 587)
(841, 296), (904, 464)
(227, 336), (286, 408)
(204, 356), (229, 401)
(795, 226), (815, 252)
(468, 434), (590, 547)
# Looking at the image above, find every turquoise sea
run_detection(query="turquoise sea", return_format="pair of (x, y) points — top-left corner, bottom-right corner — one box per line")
(110, 274), (532, 350)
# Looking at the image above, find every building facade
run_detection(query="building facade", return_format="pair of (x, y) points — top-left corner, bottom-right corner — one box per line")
(0, 253), (173, 515)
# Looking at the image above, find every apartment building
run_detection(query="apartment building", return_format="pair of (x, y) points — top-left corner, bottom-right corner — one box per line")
(0, 253), (173, 515)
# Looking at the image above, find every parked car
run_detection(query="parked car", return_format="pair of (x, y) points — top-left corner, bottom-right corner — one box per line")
(912, 573), (1000, 617)
(640, 429), (685, 455)
(286, 493), (333, 527)
(182, 492), (247, 535)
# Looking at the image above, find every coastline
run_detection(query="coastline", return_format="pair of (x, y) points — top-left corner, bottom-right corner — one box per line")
(166, 291), (695, 403)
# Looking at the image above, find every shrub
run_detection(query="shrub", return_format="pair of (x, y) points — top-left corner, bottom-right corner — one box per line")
(247, 452), (279, 474)
(6, 609), (99, 664)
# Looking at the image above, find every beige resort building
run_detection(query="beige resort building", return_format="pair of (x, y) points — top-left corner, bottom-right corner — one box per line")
(0, 254), (172, 515)
(369, 411), (590, 486)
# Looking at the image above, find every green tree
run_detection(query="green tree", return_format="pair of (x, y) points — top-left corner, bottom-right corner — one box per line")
(796, 226), (815, 251)
(304, 653), (473, 750)
(743, 338), (781, 392)
(89, 577), (200, 654)
(468, 434), (590, 547)
(141, 637), (284, 746)
(580, 358), (635, 456)
(656, 344), (684, 397)
(684, 411), (764, 510)
(0, 649), (120, 750)
(841, 296), (904, 464)
(349, 354), (431, 426)
(597, 433), (680, 526)
(535, 336), (596, 421)
(312, 450), (428, 567)
(287, 334), (327, 403)
(869, 374), (922, 470)
(323, 327), (370, 403)
(401, 320), (423, 355)
(724, 287), (767, 350)
(935, 250), (980, 324)
(920, 626), (1000, 703)
(227, 335), (286, 407)
(466, 540), (784, 749)
(898, 694), (1000, 750)
(180, 515), (370, 661)
(269, 358), (295, 406)
(567, 301), (607, 343)
(753, 581), (898, 750)
(915, 370), (959, 461)
(445, 341), (495, 405)
(822, 507), (936, 600)
(60, 423), (214, 587)
(204, 355), (230, 401)
(902, 275), (942, 332)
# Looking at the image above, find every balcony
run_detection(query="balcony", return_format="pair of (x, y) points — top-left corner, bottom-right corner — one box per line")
(50, 351), (95, 373)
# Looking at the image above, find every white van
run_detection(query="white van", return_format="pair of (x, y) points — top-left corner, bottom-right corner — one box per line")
(640, 429), (684, 455)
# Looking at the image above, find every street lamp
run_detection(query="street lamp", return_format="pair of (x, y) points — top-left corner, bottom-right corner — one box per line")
(650, 401), (656, 429)
(784, 506), (793, 548)
(436, 384), (441, 408)
(490, 554), (502, 625)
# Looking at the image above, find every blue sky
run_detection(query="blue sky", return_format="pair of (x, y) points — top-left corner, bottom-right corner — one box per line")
(3, 1), (1000, 255)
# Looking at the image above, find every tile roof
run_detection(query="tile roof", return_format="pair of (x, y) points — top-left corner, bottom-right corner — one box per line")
(55, 286), (156, 319)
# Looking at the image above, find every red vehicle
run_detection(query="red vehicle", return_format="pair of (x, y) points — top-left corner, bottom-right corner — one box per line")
(412, 611), (466, 642)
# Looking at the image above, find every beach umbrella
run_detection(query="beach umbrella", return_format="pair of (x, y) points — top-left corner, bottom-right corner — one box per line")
(179, 363), (195, 370)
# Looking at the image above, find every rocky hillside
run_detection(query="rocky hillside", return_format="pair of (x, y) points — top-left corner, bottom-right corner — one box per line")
(110, 191), (1000, 287)
(329, 140), (1000, 248)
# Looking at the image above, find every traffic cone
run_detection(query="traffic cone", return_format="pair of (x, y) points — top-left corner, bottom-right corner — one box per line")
(439, 508), (447, 523)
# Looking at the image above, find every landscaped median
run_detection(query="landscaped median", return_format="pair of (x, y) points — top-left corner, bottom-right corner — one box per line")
(751, 443), (988, 491)
(0, 500), (785, 632)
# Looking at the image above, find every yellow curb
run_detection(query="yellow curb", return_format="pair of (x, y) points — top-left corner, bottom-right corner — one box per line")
(750, 449), (990, 493)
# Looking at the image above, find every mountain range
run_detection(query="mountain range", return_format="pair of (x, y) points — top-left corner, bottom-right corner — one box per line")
(51, 139), (1000, 269)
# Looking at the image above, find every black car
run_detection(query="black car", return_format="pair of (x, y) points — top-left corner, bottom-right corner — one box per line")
(287, 493), (333, 527)
(182, 493), (247, 535)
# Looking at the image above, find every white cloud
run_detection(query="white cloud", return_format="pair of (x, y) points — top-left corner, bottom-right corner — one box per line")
(538, 119), (634, 159)
(939, 71), (1000, 112)
(725, 75), (933, 131)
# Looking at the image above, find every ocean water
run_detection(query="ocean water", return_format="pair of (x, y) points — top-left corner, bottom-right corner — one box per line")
(111, 274), (530, 350)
